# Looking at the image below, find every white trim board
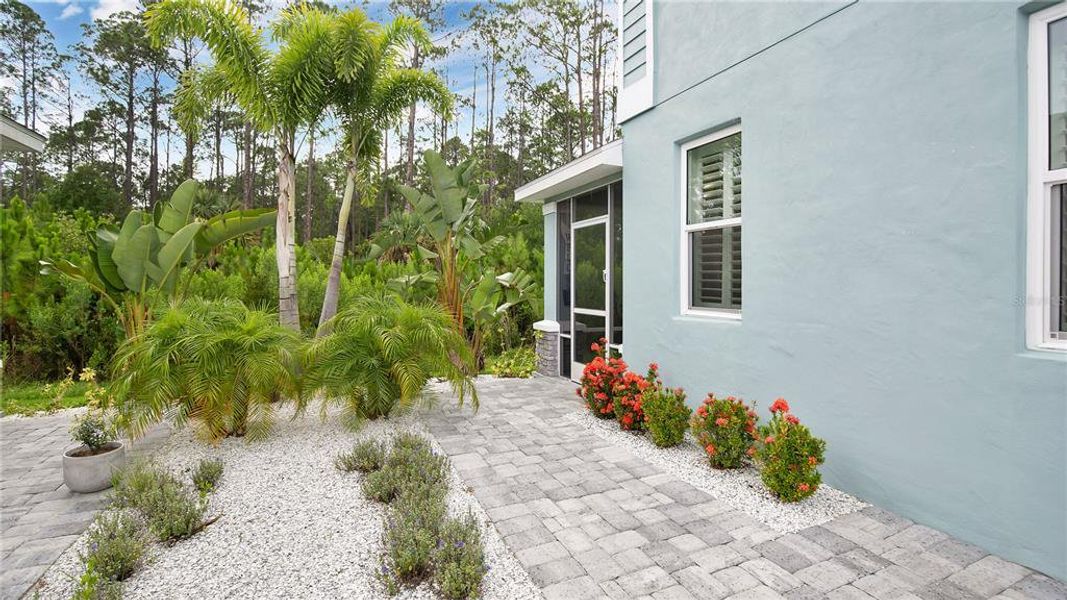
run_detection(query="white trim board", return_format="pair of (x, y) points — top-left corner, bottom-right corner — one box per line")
(1026, 3), (1067, 352)
(515, 140), (623, 204)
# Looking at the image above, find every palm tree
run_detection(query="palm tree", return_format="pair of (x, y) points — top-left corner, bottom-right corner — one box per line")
(145, 0), (336, 330)
(313, 9), (453, 329)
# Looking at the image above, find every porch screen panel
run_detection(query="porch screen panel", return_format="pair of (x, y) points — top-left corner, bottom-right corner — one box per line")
(1050, 16), (1067, 170)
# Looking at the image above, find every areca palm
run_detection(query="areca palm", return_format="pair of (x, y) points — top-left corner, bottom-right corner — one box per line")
(315, 9), (453, 329)
(145, 0), (336, 330)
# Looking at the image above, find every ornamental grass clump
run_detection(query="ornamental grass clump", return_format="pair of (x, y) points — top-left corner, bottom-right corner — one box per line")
(755, 398), (826, 502)
(613, 363), (660, 431)
(577, 339), (626, 418)
(690, 393), (758, 469)
(643, 386), (691, 447)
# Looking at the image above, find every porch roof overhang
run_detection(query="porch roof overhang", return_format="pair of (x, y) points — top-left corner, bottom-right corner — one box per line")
(1, 116), (46, 154)
(515, 139), (622, 203)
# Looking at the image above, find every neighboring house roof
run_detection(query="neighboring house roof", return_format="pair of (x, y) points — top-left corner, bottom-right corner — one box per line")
(515, 138), (623, 203)
(1, 115), (46, 154)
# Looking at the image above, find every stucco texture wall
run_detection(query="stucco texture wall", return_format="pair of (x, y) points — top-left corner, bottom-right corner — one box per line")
(622, 1), (1067, 579)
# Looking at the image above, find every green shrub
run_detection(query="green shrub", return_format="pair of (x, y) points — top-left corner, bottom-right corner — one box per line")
(335, 439), (385, 473)
(80, 512), (147, 582)
(643, 386), (691, 448)
(382, 487), (448, 585)
(362, 436), (449, 503)
(70, 411), (113, 452)
(755, 398), (826, 502)
(112, 297), (300, 442)
(433, 513), (486, 599)
(191, 459), (224, 494)
(186, 269), (247, 302)
(71, 568), (122, 600)
(690, 394), (758, 469)
(487, 346), (536, 378)
(303, 294), (476, 421)
(577, 339), (625, 418)
(111, 462), (205, 542)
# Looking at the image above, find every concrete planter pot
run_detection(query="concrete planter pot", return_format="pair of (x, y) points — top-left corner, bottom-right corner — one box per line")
(62, 441), (127, 493)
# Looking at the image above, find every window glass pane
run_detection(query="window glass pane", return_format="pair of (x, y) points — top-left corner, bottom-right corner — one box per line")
(557, 200), (572, 334)
(1050, 17), (1067, 170)
(1054, 184), (1066, 334)
(574, 187), (609, 222)
(611, 182), (623, 345)
(574, 313), (606, 365)
(690, 226), (741, 310)
(560, 337), (571, 378)
(574, 223), (606, 310)
(687, 133), (742, 225)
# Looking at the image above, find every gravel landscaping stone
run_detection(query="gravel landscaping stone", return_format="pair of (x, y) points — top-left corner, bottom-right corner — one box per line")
(30, 405), (540, 600)
(567, 410), (867, 534)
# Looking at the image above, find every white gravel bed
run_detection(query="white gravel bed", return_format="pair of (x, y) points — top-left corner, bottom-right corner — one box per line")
(566, 410), (867, 534)
(33, 403), (540, 600)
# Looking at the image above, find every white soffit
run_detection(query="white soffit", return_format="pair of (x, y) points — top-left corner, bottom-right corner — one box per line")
(515, 139), (623, 203)
(0, 116), (45, 154)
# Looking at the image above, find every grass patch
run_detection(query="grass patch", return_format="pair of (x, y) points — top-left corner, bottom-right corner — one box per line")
(0, 381), (93, 415)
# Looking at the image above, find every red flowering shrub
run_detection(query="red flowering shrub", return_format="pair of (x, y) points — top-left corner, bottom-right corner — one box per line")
(754, 398), (826, 502)
(689, 394), (758, 469)
(643, 386), (690, 448)
(577, 339), (626, 419)
(612, 363), (659, 431)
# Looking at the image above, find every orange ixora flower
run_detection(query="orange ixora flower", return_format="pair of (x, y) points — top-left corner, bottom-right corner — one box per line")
(786, 414), (800, 425)
(797, 482), (811, 493)
(770, 398), (790, 414)
(715, 417), (729, 427)
(808, 456), (818, 466)
(765, 435), (775, 444)
(746, 447), (757, 457)
(705, 444), (717, 455)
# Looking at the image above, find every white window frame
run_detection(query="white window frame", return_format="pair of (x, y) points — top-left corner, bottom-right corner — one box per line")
(679, 124), (743, 320)
(1027, 3), (1067, 352)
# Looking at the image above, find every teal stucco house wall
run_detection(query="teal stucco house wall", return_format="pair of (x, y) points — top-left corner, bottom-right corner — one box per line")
(518, 1), (1067, 581)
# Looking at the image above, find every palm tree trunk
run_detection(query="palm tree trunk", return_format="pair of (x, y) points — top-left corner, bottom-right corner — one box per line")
(276, 134), (300, 330)
(318, 159), (357, 331)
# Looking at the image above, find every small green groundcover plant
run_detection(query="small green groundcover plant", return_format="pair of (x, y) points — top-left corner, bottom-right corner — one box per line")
(690, 393), (759, 469)
(347, 433), (485, 598)
(335, 439), (386, 473)
(755, 398), (826, 502)
(642, 386), (691, 447)
(111, 461), (206, 542)
(487, 346), (537, 378)
(191, 458), (224, 495)
(72, 511), (147, 599)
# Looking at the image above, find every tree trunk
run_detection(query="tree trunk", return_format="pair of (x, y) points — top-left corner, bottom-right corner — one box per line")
(123, 65), (136, 208)
(304, 129), (315, 242)
(276, 134), (300, 330)
(148, 71), (161, 206)
(242, 122), (254, 208)
(404, 45), (421, 191)
(318, 156), (357, 330)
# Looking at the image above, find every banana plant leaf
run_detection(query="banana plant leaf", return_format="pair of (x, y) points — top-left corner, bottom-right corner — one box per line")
(424, 150), (469, 224)
(93, 224), (125, 292)
(155, 179), (199, 237)
(194, 207), (276, 254)
(147, 222), (201, 296)
(114, 224), (159, 294)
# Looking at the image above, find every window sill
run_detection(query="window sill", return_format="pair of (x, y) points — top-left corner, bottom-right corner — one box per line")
(676, 310), (743, 324)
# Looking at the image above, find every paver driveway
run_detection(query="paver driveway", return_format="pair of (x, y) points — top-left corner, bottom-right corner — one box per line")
(0, 411), (169, 600)
(428, 376), (1066, 600)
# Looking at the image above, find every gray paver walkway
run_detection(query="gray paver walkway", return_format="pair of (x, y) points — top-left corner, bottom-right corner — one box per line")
(429, 376), (1067, 600)
(0, 410), (170, 600)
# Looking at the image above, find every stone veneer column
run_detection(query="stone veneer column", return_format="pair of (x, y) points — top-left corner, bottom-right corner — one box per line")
(533, 320), (560, 377)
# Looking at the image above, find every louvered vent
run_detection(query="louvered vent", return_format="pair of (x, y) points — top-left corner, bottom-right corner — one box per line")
(622, 0), (647, 87)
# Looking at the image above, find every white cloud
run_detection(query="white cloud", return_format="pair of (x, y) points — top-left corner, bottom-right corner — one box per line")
(91, 0), (138, 20)
(59, 3), (83, 19)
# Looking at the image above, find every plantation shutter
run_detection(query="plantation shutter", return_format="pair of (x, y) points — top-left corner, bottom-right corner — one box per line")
(686, 132), (742, 311)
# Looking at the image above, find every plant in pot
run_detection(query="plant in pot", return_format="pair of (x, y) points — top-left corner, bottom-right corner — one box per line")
(63, 389), (126, 493)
